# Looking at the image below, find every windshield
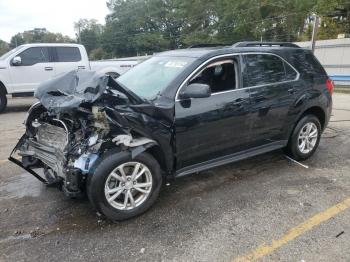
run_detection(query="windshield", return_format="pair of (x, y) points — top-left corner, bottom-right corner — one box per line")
(117, 56), (195, 99)
(0, 46), (23, 60)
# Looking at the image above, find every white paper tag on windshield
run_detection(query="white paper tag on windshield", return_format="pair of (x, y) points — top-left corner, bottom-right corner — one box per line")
(164, 61), (188, 68)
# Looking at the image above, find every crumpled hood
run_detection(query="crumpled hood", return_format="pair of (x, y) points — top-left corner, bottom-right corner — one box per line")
(35, 70), (144, 114)
(35, 70), (109, 114)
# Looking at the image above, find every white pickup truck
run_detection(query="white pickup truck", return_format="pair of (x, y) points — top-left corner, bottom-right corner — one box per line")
(0, 43), (146, 112)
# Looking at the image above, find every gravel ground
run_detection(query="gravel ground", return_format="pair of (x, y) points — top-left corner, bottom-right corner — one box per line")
(0, 94), (350, 262)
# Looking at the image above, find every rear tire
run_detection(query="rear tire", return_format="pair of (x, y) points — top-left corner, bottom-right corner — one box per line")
(285, 115), (322, 161)
(87, 150), (162, 221)
(0, 88), (7, 113)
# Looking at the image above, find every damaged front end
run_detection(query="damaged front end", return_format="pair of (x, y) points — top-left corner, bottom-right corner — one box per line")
(10, 70), (172, 197)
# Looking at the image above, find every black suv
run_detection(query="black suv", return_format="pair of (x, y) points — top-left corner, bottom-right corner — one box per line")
(10, 42), (333, 220)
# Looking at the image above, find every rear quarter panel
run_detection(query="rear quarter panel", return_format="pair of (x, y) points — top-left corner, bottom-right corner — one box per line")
(280, 49), (332, 139)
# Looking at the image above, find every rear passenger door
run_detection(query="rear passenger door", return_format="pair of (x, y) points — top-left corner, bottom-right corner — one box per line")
(242, 53), (299, 147)
(52, 46), (87, 76)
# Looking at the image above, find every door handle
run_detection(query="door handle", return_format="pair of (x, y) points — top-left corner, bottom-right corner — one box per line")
(288, 88), (296, 94)
(232, 98), (244, 106)
(254, 95), (266, 103)
(78, 66), (86, 70)
(44, 67), (53, 71)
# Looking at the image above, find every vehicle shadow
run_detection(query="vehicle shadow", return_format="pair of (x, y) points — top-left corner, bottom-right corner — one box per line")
(4, 104), (32, 113)
(46, 151), (287, 231)
(3, 97), (36, 114)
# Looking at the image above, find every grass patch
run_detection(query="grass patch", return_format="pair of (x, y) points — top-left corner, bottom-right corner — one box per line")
(334, 86), (350, 94)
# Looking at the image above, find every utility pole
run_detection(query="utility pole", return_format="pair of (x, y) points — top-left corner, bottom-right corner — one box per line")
(311, 14), (319, 53)
(78, 23), (81, 44)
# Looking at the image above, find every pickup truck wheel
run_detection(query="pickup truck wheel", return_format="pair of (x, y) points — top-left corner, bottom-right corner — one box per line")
(285, 115), (321, 161)
(0, 88), (7, 113)
(87, 150), (162, 221)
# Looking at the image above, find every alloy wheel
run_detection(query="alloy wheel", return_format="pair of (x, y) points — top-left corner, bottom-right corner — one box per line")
(297, 122), (318, 154)
(104, 162), (153, 210)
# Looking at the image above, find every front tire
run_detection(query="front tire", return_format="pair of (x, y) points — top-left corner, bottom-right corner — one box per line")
(0, 88), (7, 113)
(285, 115), (322, 161)
(87, 150), (162, 221)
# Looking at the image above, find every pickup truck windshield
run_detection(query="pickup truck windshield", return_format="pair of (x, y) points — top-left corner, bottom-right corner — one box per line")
(117, 56), (195, 99)
(0, 46), (22, 60)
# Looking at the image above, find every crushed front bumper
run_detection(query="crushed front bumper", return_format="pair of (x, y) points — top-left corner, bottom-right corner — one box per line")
(9, 134), (85, 197)
(9, 135), (48, 184)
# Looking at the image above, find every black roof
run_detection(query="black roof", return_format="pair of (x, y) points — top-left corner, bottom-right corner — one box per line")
(156, 42), (304, 60)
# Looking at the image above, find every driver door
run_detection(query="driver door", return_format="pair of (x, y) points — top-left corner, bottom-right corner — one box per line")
(9, 46), (55, 93)
(175, 55), (252, 170)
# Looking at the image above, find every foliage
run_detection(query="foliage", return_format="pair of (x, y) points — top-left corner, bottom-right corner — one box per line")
(0, 39), (10, 56)
(315, 0), (350, 39)
(9, 28), (74, 48)
(74, 19), (104, 55)
(101, 0), (328, 57)
(89, 48), (108, 60)
(5, 0), (350, 58)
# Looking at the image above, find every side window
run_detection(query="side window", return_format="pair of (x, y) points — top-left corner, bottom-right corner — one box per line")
(289, 52), (326, 76)
(17, 47), (49, 66)
(189, 59), (238, 93)
(55, 47), (81, 62)
(243, 54), (297, 87)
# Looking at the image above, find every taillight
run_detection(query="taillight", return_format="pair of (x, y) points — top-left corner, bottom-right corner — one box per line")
(326, 78), (334, 95)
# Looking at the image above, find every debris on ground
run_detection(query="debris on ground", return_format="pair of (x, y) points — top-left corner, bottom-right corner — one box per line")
(284, 155), (309, 169)
(336, 231), (345, 238)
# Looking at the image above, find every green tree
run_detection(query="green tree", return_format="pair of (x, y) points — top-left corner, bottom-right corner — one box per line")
(74, 19), (104, 55)
(9, 28), (74, 48)
(96, 0), (350, 57)
(0, 39), (10, 56)
(316, 0), (350, 38)
(89, 48), (108, 60)
(10, 33), (25, 47)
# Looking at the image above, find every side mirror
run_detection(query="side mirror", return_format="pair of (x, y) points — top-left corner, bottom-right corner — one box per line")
(179, 83), (211, 99)
(12, 56), (22, 66)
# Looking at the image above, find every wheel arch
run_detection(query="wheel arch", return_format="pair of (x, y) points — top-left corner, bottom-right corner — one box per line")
(109, 134), (172, 176)
(286, 105), (326, 144)
(0, 80), (8, 94)
(145, 145), (169, 175)
(299, 106), (326, 130)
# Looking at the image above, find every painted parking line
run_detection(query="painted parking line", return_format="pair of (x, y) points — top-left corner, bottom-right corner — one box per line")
(233, 197), (350, 262)
(0, 159), (9, 165)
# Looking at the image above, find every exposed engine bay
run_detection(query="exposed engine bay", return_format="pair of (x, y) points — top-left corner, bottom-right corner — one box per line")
(9, 70), (174, 197)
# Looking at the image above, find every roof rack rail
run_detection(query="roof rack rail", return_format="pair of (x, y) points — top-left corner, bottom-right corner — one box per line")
(188, 43), (229, 48)
(233, 41), (300, 48)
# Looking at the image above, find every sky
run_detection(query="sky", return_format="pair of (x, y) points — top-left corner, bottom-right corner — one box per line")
(0, 0), (109, 42)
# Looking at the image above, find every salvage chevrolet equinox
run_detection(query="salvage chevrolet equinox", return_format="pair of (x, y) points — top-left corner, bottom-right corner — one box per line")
(10, 42), (333, 221)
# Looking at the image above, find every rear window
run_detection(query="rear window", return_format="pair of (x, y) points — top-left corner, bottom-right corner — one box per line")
(55, 47), (81, 62)
(288, 51), (326, 76)
(243, 54), (298, 87)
